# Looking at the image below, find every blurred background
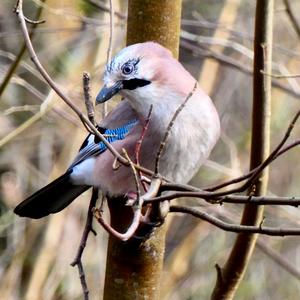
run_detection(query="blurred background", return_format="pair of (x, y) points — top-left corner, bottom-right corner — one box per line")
(1, 0), (300, 299)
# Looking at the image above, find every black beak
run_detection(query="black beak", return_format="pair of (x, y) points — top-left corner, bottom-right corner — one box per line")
(95, 81), (123, 104)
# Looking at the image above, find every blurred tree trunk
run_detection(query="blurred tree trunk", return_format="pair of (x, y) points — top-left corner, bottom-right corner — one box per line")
(211, 1), (273, 299)
(103, 1), (182, 300)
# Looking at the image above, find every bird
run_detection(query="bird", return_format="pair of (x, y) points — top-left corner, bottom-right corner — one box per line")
(14, 42), (220, 219)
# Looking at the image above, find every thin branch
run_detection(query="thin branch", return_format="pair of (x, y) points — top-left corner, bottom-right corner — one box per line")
(3, 104), (40, 115)
(169, 205), (300, 236)
(15, 0), (163, 180)
(23, 15), (45, 25)
(82, 72), (95, 126)
(155, 82), (197, 175)
(204, 168), (255, 192)
(261, 70), (300, 79)
(71, 188), (98, 300)
(146, 192), (300, 207)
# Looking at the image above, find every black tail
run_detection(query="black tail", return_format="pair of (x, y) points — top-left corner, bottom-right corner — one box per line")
(14, 171), (90, 219)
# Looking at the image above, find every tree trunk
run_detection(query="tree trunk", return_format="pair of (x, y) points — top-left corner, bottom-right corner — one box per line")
(103, 1), (182, 299)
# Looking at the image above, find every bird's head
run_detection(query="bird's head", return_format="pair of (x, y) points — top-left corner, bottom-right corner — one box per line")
(96, 42), (194, 116)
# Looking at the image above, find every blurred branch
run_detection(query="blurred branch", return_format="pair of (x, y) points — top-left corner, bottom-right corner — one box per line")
(257, 240), (300, 281)
(182, 16), (300, 60)
(0, 49), (43, 79)
(3, 104), (40, 115)
(283, 0), (300, 38)
(181, 30), (253, 58)
(0, 0), (46, 98)
(169, 205), (300, 236)
(87, 0), (126, 20)
(261, 70), (300, 78)
(181, 39), (300, 100)
(0, 91), (55, 149)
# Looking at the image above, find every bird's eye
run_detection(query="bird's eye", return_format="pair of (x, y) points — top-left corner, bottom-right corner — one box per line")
(121, 63), (134, 75)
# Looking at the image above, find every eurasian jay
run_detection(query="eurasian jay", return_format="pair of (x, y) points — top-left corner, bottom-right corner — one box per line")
(14, 42), (220, 219)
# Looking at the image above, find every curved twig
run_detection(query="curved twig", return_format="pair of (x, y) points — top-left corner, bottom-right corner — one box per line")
(170, 205), (300, 236)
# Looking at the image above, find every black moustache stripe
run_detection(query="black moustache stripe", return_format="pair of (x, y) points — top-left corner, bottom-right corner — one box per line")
(122, 78), (151, 90)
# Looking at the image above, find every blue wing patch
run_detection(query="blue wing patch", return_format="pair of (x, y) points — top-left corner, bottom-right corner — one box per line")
(95, 119), (137, 152)
(69, 119), (138, 169)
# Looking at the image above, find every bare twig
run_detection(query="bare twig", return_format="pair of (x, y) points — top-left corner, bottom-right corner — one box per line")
(71, 188), (98, 300)
(82, 72), (95, 126)
(155, 82), (197, 175)
(169, 205), (300, 236)
(261, 70), (300, 79)
(3, 105), (40, 115)
(15, 0), (163, 180)
(23, 15), (45, 25)
(145, 192), (300, 207)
